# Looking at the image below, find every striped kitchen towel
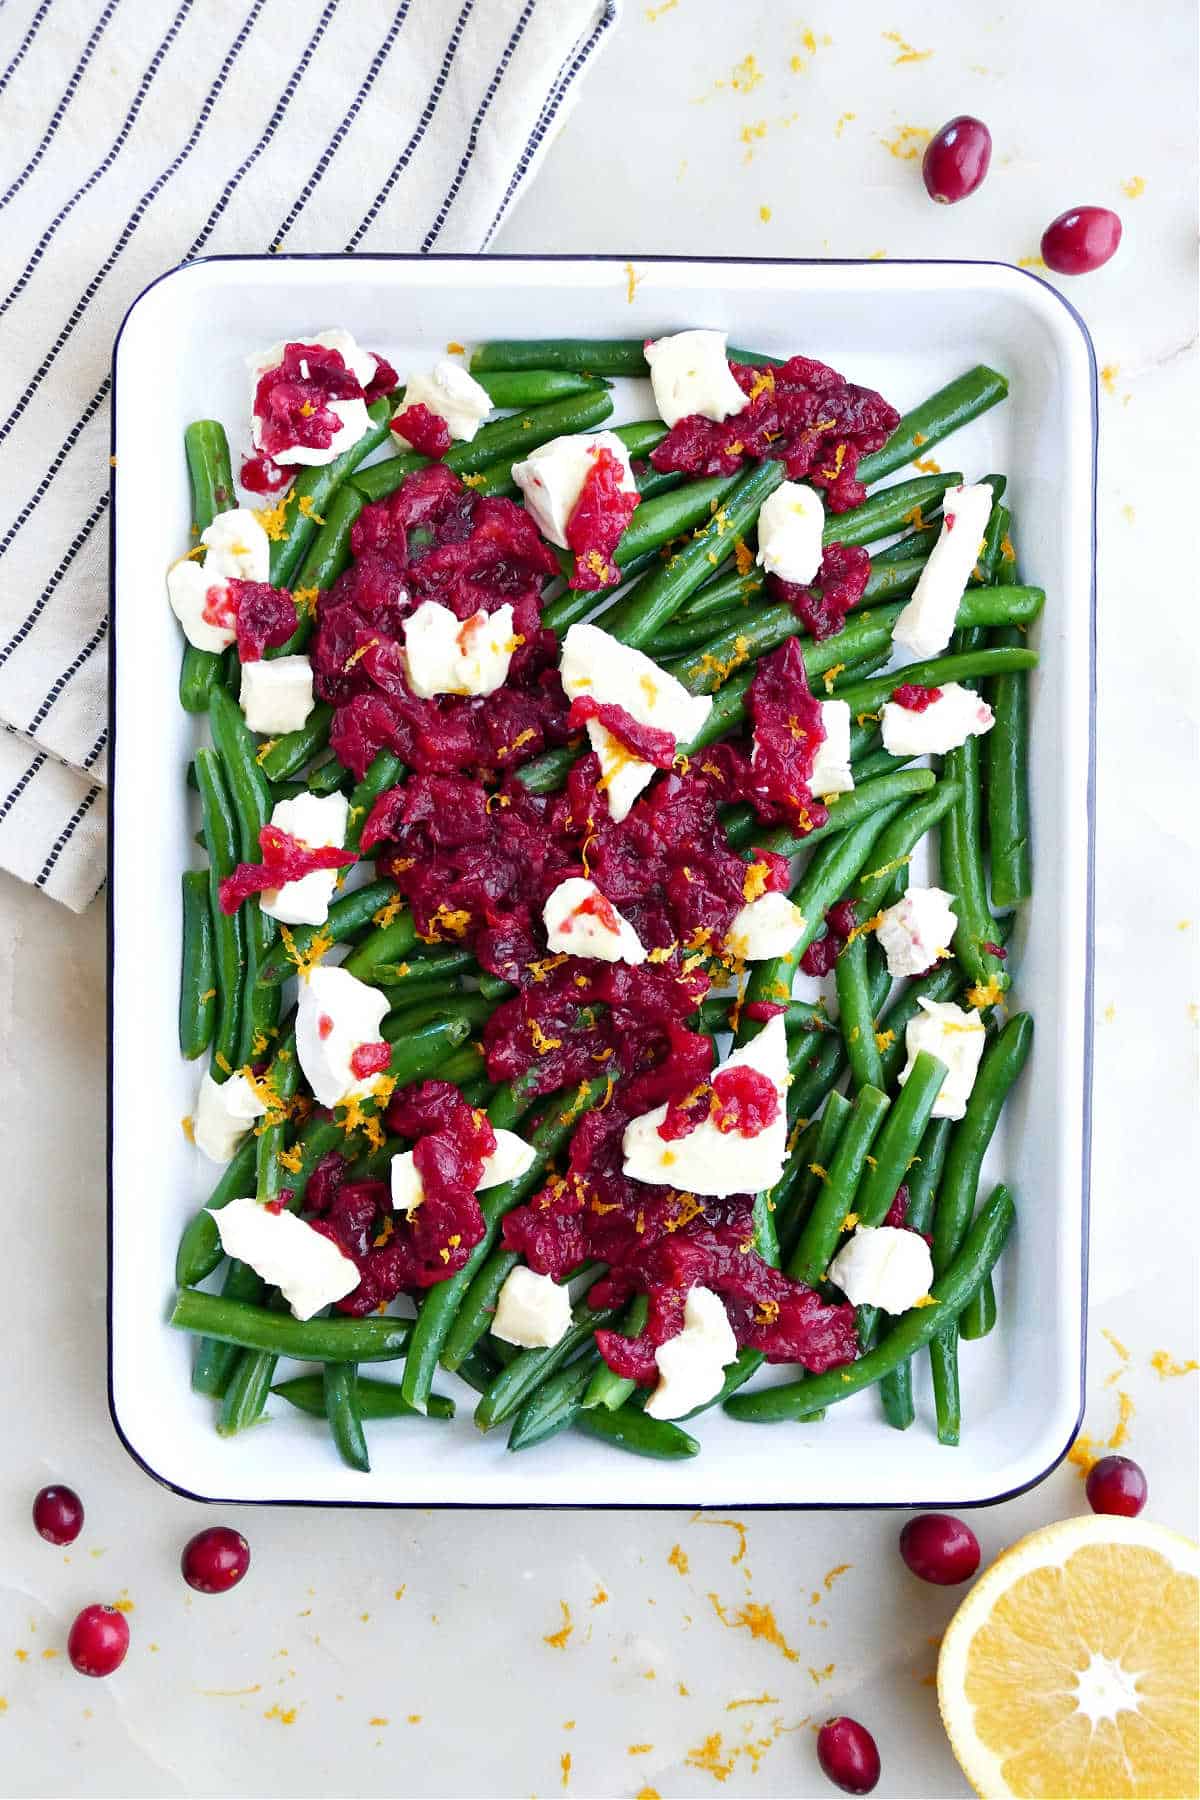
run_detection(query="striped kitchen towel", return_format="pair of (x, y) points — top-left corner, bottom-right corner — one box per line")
(0, 0), (617, 910)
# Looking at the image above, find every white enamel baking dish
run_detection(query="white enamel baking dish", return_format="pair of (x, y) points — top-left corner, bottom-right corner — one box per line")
(108, 255), (1095, 1508)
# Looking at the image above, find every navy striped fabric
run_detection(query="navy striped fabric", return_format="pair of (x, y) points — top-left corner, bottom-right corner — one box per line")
(0, 0), (617, 907)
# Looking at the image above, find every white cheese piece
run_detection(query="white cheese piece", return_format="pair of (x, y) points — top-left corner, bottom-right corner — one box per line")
(644, 329), (750, 429)
(875, 886), (957, 979)
(193, 1069), (269, 1164)
(543, 876), (646, 965)
(402, 600), (515, 699)
(239, 655), (315, 735)
(891, 483), (995, 659)
(247, 328), (375, 467)
(167, 562), (238, 653)
(491, 1265), (572, 1349)
(201, 508), (271, 582)
(393, 359), (492, 445)
(828, 1225), (934, 1316)
(725, 889), (806, 962)
(260, 791), (350, 928)
(644, 1285), (739, 1420)
(756, 481), (825, 586)
(622, 1012), (789, 1197)
(296, 965), (390, 1109)
(390, 1129), (536, 1214)
(511, 430), (637, 549)
(809, 699), (854, 796)
(559, 622), (713, 823)
(898, 997), (986, 1121)
(478, 1128), (537, 1190)
(880, 682), (996, 757)
(211, 1196), (360, 1320)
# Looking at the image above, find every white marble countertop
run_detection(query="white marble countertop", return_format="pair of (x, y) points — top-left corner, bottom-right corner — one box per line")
(2, 2), (1197, 1795)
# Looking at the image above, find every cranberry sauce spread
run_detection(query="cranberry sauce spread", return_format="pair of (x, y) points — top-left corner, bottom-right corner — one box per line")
(292, 461), (865, 1372)
(312, 465), (564, 780)
(229, 581), (299, 661)
(891, 682), (943, 711)
(565, 446), (641, 591)
(769, 541), (871, 639)
(649, 355), (899, 513)
(390, 403), (452, 458)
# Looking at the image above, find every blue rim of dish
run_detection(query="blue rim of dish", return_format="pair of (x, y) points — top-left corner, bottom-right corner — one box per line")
(106, 252), (1096, 1511)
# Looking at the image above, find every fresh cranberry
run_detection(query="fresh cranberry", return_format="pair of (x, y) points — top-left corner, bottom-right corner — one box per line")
(1040, 206), (1122, 276)
(32, 1484), (84, 1546)
(181, 1526), (251, 1594)
(67, 1605), (129, 1677)
(899, 1512), (981, 1585)
(1085, 1454), (1148, 1518)
(817, 1717), (880, 1794)
(922, 115), (992, 204)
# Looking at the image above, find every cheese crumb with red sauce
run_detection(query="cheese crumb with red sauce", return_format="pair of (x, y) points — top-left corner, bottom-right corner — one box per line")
(296, 966), (390, 1108)
(391, 360), (492, 449)
(622, 1014), (790, 1197)
(543, 876), (648, 965)
(247, 329), (378, 468)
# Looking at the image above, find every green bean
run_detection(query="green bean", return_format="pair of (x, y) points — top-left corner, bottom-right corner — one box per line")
(856, 1054), (947, 1224)
(771, 1117), (822, 1260)
(179, 420), (237, 712)
(171, 1288), (414, 1361)
(787, 1095), (852, 1241)
(175, 1136), (258, 1287)
(323, 1363), (370, 1472)
(581, 1295), (650, 1412)
(346, 750), (405, 851)
(959, 1276), (997, 1341)
(786, 1086), (889, 1287)
(938, 626), (1008, 996)
(216, 1293), (288, 1435)
(352, 391), (615, 503)
(726, 1184), (1014, 1422)
(856, 366), (1009, 487)
(269, 398), (393, 587)
(852, 780), (965, 917)
(209, 686), (280, 1067)
(370, 947), (475, 991)
(273, 1374), (455, 1420)
(872, 521), (942, 566)
(600, 462), (786, 649)
(787, 951), (890, 1125)
(400, 1081), (606, 1411)
(835, 935), (886, 1090)
(179, 870), (217, 1060)
(256, 880), (399, 985)
(469, 339), (781, 377)
(384, 1014), (476, 1083)
(986, 625), (1033, 907)
(575, 1401), (700, 1459)
(256, 702), (335, 784)
(736, 768), (936, 859)
(475, 1276), (621, 1432)
(304, 756), (347, 796)
(441, 1247), (520, 1372)
(877, 1117), (953, 1429)
(340, 913), (423, 981)
(473, 369), (609, 407)
(507, 1357), (599, 1452)
(831, 633), (1041, 718)
(383, 991), (495, 1041)
(190, 1259), (266, 1398)
(193, 749), (245, 1078)
(790, 802), (907, 960)
(271, 485), (366, 661)
(928, 1013), (1031, 1445)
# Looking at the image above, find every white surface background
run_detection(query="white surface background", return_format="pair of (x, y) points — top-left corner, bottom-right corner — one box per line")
(2, 1), (1197, 1796)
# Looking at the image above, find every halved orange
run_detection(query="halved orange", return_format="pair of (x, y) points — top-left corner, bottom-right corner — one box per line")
(937, 1514), (1199, 1799)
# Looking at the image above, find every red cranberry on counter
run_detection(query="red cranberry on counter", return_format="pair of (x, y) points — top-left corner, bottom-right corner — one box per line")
(33, 1484), (84, 1546)
(922, 116), (992, 203)
(67, 1605), (129, 1677)
(1086, 1454), (1148, 1517)
(817, 1716), (881, 1794)
(899, 1512), (982, 1585)
(1041, 206), (1122, 275)
(181, 1525), (251, 1594)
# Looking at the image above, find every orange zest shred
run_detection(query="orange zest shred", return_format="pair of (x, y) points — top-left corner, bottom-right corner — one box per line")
(543, 1601), (573, 1650)
(280, 923), (333, 980)
(255, 488), (294, 540)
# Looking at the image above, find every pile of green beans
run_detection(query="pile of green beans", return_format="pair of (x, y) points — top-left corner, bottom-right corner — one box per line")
(167, 340), (1037, 1469)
